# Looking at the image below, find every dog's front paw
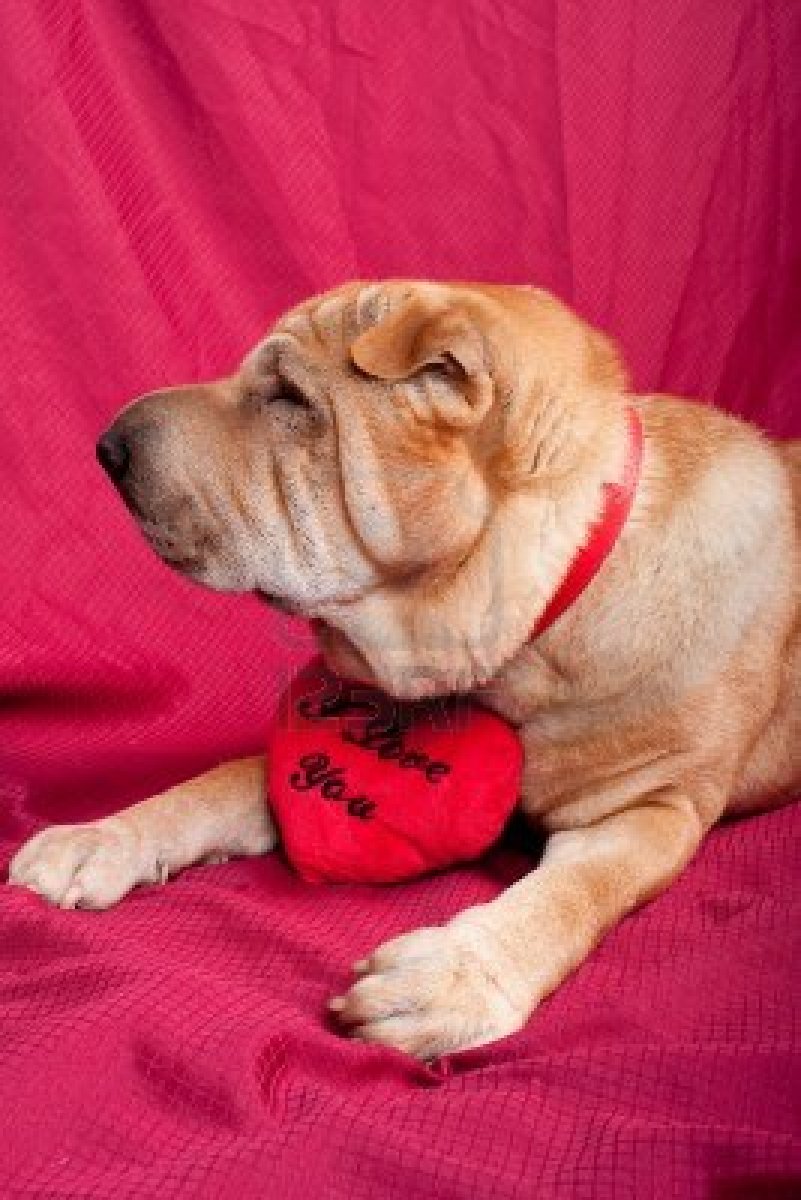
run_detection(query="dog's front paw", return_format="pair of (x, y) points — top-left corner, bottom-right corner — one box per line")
(8, 819), (155, 910)
(329, 913), (530, 1059)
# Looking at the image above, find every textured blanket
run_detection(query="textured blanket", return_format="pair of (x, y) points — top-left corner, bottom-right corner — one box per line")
(1, 3), (800, 1196)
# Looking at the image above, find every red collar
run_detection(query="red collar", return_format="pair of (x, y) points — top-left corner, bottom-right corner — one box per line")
(531, 406), (643, 638)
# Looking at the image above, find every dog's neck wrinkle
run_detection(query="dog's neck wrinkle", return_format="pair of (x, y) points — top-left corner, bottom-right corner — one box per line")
(488, 376), (604, 485)
(320, 397), (630, 700)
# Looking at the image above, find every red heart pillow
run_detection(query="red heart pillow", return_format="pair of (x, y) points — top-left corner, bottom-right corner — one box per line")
(267, 657), (523, 883)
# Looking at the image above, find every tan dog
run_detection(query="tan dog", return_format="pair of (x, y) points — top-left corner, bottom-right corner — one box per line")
(10, 282), (801, 1059)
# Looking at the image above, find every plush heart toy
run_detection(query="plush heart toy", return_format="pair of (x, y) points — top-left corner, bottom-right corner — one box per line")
(267, 656), (523, 883)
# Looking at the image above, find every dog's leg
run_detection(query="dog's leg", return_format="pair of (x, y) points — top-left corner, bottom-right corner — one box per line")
(8, 756), (275, 910)
(332, 793), (707, 1058)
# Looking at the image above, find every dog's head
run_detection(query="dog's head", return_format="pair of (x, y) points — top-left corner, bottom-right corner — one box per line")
(98, 281), (626, 693)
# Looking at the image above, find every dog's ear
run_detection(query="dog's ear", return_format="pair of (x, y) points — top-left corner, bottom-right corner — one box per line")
(351, 296), (484, 380)
(350, 296), (492, 428)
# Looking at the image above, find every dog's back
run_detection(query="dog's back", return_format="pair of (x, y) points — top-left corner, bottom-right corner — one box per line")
(782, 440), (801, 517)
(731, 437), (801, 811)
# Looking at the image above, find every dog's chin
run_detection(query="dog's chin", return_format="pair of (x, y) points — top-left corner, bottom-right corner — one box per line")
(151, 545), (254, 593)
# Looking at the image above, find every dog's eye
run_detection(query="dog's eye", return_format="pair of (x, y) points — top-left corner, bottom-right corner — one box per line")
(276, 378), (311, 409)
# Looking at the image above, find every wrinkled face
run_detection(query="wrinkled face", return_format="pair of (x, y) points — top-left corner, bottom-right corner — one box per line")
(97, 281), (624, 687)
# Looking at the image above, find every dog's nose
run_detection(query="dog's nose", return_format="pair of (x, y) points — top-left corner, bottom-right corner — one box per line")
(96, 429), (131, 483)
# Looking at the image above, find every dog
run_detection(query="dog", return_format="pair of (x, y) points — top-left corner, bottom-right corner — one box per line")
(10, 281), (801, 1059)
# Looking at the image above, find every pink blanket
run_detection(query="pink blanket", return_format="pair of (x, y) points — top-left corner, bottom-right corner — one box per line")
(1, 3), (800, 1196)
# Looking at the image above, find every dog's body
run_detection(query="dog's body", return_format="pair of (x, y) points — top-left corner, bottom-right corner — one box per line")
(11, 282), (801, 1058)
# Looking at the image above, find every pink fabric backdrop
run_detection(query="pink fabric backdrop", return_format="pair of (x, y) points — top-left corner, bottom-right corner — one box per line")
(1, 2), (800, 1196)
